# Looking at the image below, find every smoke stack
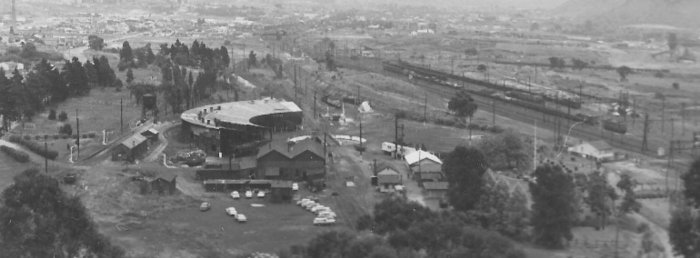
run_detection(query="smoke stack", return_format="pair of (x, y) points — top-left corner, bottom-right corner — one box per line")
(12, 0), (16, 25)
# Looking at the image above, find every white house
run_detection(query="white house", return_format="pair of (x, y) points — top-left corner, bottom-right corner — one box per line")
(568, 140), (614, 161)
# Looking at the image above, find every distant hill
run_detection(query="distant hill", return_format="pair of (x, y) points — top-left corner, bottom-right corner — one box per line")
(556, 0), (700, 28)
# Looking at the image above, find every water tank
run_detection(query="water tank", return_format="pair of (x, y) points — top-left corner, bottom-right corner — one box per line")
(143, 94), (156, 109)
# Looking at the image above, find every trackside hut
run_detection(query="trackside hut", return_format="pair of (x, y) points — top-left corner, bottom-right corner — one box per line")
(112, 134), (149, 162)
(568, 140), (614, 161)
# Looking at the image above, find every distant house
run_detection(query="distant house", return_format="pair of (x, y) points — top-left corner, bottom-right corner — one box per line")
(256, 138), (326, 181)
(568, 140), (614, 161)
(138, 173), (177, 195)
(112, 134), (149, 162)
(404, 150), (443, 179)
(423, 181), (448, 199)
(376, 166), (402, 192)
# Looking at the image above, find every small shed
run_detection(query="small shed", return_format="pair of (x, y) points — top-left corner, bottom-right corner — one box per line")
(423, 181), (448, 199)
(376, 167), (402, 193)
(112, 134), (149, 162)
(568, 140), (614, 161)
(140, 128), (160, 143)
(139, 174), (177, 195)
(270, 180), (293, 203)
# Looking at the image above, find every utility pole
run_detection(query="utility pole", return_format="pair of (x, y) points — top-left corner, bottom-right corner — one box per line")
(579, 83), (583, 105)
(313, 91), (317, 119)
(120, 98), (123, 134)
(666, 140), (673, 194)
(44, 135), (48, 173)
(641, 113), (650, 152)
(661, 98), (666, 132)
(359, 112), (363, 155)
(394, 113), (399, 158)
(681, 102), (686, 136)
(294, 64), (298, 101)
(492, 100), (496, 125)
(423, 94), (427, 122)
(76, 109), (80, 159)
(533, 120), (537, 172)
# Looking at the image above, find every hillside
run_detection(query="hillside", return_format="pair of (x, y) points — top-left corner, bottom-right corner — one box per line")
(556, 0), (700, 28)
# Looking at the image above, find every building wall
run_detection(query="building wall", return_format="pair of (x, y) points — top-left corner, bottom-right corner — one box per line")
(256, 151), (325, 180)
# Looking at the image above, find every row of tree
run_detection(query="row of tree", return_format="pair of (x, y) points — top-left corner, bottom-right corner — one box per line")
(277, 197), (527, 258)
(118, 41), (156, 70)
(0, 56), (118, 129)
(157, 39), (230, 69)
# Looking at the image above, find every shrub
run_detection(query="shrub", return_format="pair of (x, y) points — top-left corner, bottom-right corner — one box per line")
(54, 135), (60, 140)
(88, 132), (96, 138)
(23, 135), (31, 141)
(489, 125), (504, 133)
(58, 111), (68, 122)
(8, 135), (59, 160)
(672, 82), (680, 90)
(0, 146), (30, 163)
(48, 109), (57, 120)
(82, 134), (88, 139)
(59, 124), (72, 136)
(35, 135), (41, 140)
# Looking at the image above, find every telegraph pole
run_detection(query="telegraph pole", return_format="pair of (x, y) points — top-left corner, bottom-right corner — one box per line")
(394, 114), (399, 158)
(120, 98), (123, 134)
(75, 109), (80, 159)
(661, 98), (666, 132)
(641, 113), (650, 152)
(492, 100), (496, 125)
(681, 103), (686, 136)
(423, 94), (427, 122)
(313, 91), (317, 119)
(44, 135), (48, 173)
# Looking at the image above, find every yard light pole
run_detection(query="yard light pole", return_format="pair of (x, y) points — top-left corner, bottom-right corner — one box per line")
(555, 121), (585, 159)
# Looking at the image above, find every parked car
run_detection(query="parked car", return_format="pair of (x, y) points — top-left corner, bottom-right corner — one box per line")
(318, 211), (336, 218)
(297, 198), (311, 205)
(236, 214), (248, 223)
(200, 202), (211, 212)
(257, 191), (266, 198)
(245, 190), (253, 198)
(225, 207), (237, 216)
(304, 202), (319, 210)
(292, 182), (299, 191)
(230, 191), (240, 199)
(313, 217), (336, 225)
(311, 205), (329, 213)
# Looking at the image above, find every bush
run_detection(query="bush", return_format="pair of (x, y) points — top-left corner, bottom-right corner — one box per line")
(0, 146), (30, 163)
(8, 135), (59, 160)
(82, 134), (88, 139)
(23, 135), (31, 141)
(88, 132), (96, 138)
(35, 135), (41, 141)
(672, 82), (680, 90)
(53, 135), (60, 140)
(58, 111), (68, 122)
(48, 109), (57, 120)
(59, 124), (72, 136)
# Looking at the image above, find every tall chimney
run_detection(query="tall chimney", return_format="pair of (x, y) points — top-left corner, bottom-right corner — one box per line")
(12, 0), (17, 25)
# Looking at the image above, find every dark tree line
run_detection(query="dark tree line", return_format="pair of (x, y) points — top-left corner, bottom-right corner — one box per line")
(118, 41), (156, 71)
(0, 56), (117, 130)
(278, 197), (526, 258)
(157, 39), (230, 69)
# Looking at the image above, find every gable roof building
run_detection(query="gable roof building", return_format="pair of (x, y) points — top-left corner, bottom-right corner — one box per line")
(568, 140), (614, 161)
(404, 150), (442, 166)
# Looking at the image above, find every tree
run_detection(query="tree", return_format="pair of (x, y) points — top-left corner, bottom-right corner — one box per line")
(248, 51), (257, 68)
(442, 146), (488, 211)
(306, 230), (355, 258)
(530, 163), (576, 249)
(96, 56), (117, 87)
(548, 57), (565, 69)
(58, 111), (68, 121)
(477, 64), (487, 73)
(476, 130), (531, 172)
(447, 89), (478, 125)
(617, 173), (641, 214)
(669, 202), (700, 257)
(0, 169), (124, 257)
(373, 197), (432, 234)
(586, 172), (617, 229)
(617, 66), (632, 82)
(571, 58), (588, 70)
(474, 172), (530, 239)
(87, 35), (104, 51)
(668, 33), (679, 52)
(682, 159), (700, 207)
(48, 109), (56, 120)
(83, 61), (98, 87)
(126, 68), (134, 84)
(120, 41), (134, 63)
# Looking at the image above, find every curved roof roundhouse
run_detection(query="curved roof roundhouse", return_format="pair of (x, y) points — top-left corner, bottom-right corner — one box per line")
(180, 98), (302, 129)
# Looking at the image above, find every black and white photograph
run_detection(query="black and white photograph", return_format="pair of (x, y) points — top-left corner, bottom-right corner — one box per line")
(0, 0), (699, 257)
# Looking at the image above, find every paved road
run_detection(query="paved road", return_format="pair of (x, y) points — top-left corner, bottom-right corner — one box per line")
(62, 32), (148, 62)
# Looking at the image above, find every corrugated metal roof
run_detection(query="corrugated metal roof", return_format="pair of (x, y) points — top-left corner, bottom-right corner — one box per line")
(120, 134), (148, 149)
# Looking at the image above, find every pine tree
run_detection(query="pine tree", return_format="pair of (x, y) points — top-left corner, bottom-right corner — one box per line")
(126, 68), (134, 84)
(530, 163), (576, 249)
(120, 41), (133, 62)
(442, 146), (488, 211)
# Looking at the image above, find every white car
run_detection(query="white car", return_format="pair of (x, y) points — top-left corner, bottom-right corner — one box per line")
(297, 198), (311, 206)
(292, 183), (299, 191)
(245, 190), (253, 198)
(225, 207), (237, 216)
(257, 191), (266, 198)
(236, 213), (247, 223)
(318, 211), (336, 218)
(304, 202), (319, 210)
(314, 207), (332, 215)
(313, 217), (336, 225)
(311, 205), (329, 213)
(230, 191), (240, 199)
